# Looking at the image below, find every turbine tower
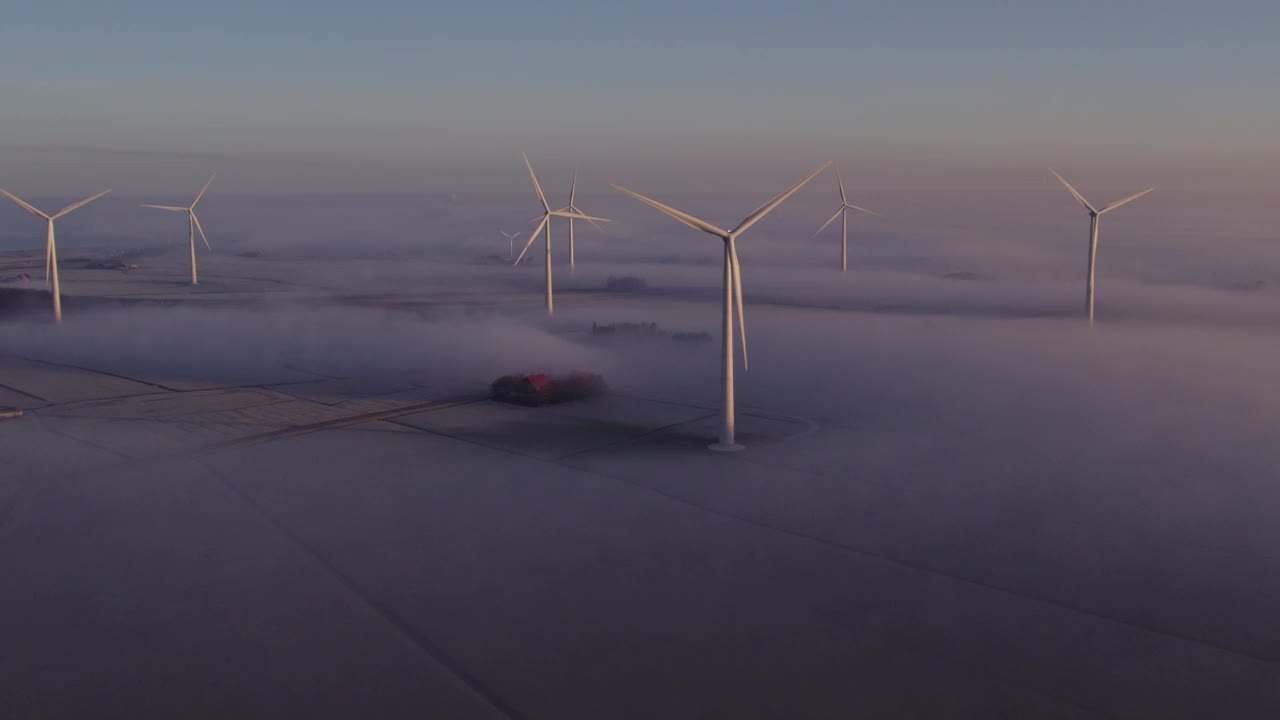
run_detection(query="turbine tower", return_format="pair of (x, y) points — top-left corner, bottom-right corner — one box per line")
(555, 169), (604, 274)
(813, 165), (879, 272)
(612, 161), (830, 451)
(1050, 169), (1153, 323)
(501, 230), (521, 260)
(0, 188), (111, 324)
(142, 174), (215, 285)
(514, 154), (609, 315)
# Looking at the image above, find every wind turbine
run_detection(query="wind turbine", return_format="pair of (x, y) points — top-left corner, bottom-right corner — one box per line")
(611, 161), (830, 451)
(513, 154), (609, 315)
(141, 174), (215, 285)
(813, 165), (879, 272)
(0, 187), (111, 324)
(501, 230), (521, 260)
(1050, 169), (1154, 323)
(555, 169), (604, 274)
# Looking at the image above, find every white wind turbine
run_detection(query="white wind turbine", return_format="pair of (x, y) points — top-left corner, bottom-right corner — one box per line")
(501, 230), (521, 260)
(141, 174), (215, 285)
(813, 164), (879, 272)
(612, 161), (830, 451)
(1050, 169), (1154, 323)
(513, 154), (609, 314)
(0, 187), (112, 324)
(555, 169), (604, 274)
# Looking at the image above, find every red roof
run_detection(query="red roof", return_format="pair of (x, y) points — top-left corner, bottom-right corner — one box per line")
(524, 374), (550, 391)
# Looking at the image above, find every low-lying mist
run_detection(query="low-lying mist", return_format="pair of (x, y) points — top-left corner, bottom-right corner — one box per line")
(3, 182), (1279, 499)
(5, 282), (1280, 665)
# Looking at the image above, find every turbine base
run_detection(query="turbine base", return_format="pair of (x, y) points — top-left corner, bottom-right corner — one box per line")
(708, 442), (745, 453)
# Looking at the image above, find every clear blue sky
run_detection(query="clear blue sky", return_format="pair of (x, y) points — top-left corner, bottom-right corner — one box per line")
(2, 1), (1278, 192)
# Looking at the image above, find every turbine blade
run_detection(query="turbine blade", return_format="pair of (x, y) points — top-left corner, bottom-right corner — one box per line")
(571, 205), (604, 231)
(569, 168), (578, 206)
(52, 189), (111, 219)
(836, 165), (847, 205)
(731, 161), (831, 237)
(0, 189), (50, 219)
(45, 233), (52, 286)
(728, 238), (748, 370)
(191, 173), (216, 207)
(1099, 188), (1155, 214)
(523, 153), (550, 213)
(191, 211), (211, 251)
(741, 186), (792, 228)
(141, 204), (189, 212)
(514, 216), (547, 266)
(813, 206), (844, 238)
(738, 162), (835, 231)
(550, 209), (610, 223)
(848, 205), (880, 216)
(1049, 169), (1096, 214)
(609, 184), (729, 238)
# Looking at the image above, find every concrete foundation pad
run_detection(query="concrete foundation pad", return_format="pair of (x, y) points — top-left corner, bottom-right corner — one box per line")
(665, 410), (813, 448)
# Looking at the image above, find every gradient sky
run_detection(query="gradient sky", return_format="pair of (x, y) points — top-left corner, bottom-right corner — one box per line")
(2, 1), (1278, 193)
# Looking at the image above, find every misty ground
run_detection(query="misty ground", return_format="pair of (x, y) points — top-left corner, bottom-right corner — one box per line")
(2, 191), (1279, 718)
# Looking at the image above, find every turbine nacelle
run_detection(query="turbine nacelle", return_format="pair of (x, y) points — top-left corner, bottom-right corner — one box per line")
(513, 209), (608, 266)
(555, 205), (605, 232)
(1050, 168), (1153, 218)
(501, 230), (521, 259)
(516, 154), (613, 315)
(140, 174), (216, 251)
(0, 187), (111, 323)
(141, 175), (216, 285)
(814, 164), (881, 238)
(611, 160), (831, 373)
(610, 161), (829, 449)
(1, 188), (112, 222)
(807, 162), (883, 273)
(814, 203), (880, 239)
(1050, 168), (1155, 323)
(515, 154), (611, 268)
